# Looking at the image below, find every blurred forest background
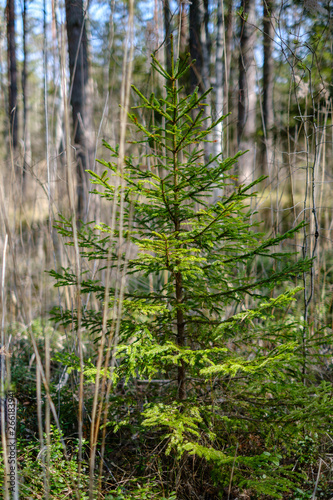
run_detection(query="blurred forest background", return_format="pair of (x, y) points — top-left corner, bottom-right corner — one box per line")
(1, 0), (333, 498)
(0, 0), (332, 325)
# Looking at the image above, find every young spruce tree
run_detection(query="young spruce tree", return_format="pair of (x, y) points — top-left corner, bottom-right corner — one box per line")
(51, 37), (333, 498)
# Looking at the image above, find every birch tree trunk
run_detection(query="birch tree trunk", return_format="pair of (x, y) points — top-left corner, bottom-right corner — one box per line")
(212, 0), (225, 203)
(65, 0), (94, 221)
(213, 0), (224, 158)
(237, 0), (257, 184)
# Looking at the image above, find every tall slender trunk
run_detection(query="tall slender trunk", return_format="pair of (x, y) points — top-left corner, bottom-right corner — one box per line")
(52, 0), (67, 215)
(189, 0), (211, 159)
(6, 0), (18, 155)
(214, 0), (224, 158)
(189, 0), (210, 92)
(169, 61), (186, 401)
(224, 0), (233, 157)
(263, 0), (274, 178)
(65, 0), (94, 221)
(164, 0), (172, 75)
(237, 0), (257, 184)
(176, 268), (185, 400)
(179, 1), (188, 56)
(22, 0), (30, 189)
(212, 0), (224, 202)
(52, 0), (64, 155)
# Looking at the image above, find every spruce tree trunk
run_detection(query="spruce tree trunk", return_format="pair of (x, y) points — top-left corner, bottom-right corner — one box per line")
(237, 0), (257, 184)
(176, 270), (186, 400)
(263, 0), (274, 178)
(6, 0), (18, 154)
(65, 0), (94, 221)
(171, 71), (186, 400)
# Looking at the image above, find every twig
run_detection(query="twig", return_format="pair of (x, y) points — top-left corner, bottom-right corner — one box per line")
(311, 457), (322, 500)
(227, 442), (238, 500)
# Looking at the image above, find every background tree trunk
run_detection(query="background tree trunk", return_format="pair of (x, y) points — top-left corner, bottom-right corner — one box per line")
(22, 0), (31, 190)
(212, 0), (225, 203)
(65, 0), (94, 221)
(263, 0), (275, 178)
(224, 0), (233, 157)
(189, 0), (211, 160)
(237, 0), (257, 184)
(189, 0), (210, 93)
(213, 0), (224, 158)
(179, 1), (188, 56)
(163, 0), (171, 75)
(6, 0), (18, 156)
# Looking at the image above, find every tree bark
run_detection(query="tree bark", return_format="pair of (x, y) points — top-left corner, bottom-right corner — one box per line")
(224, 0), (233, 157)
(263, 0), (275, 178)
(65, 0), (94, 221)
(189, 0), (211, 160)
(189, 0), (210, 93)
(6, 0), (18, 154)
(212, 0), (225, 203)
(164, 0), (172, 75)
(22, 0), (31, 189)
(213, 0), (224, 159)
(237, 0), (257, 184)
(179, 1), (188, 56)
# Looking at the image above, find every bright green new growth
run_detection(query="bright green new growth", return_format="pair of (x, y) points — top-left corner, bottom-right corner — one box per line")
(51, 37), (333, 498)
